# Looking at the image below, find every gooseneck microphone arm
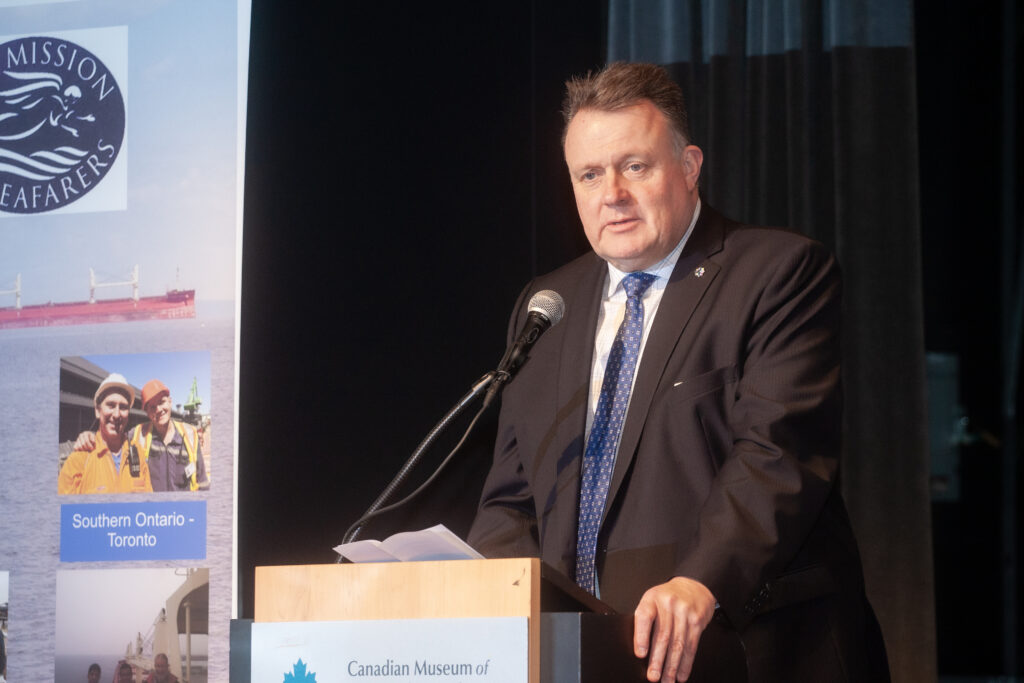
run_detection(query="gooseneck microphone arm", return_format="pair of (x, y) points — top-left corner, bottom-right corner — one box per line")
(339, 290), (565, 550)
(340, 371), (497, 546)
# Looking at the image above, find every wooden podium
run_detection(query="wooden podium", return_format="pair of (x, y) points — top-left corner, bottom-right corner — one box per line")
(251, 557), (643, 682)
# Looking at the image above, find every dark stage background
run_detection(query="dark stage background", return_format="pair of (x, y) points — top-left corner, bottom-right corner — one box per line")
(240, 2), (1022, 681)
(239, 1), (602, 604)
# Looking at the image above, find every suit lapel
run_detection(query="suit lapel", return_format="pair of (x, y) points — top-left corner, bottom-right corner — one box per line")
(602, 207), (727, 522)
(542, 254), (605, 555)
(556, 254), (606, 442)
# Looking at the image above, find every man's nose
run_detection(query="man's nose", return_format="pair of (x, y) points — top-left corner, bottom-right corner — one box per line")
(602, 173), (630, 205)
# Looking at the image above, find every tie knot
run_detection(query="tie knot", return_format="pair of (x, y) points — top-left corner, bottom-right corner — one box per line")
(622, 272), (657, 300)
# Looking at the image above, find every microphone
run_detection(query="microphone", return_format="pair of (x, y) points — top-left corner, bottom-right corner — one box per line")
(484, 289), (565, 408)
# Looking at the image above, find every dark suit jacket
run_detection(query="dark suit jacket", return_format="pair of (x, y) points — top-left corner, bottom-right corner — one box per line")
(468, 205), (889, 682)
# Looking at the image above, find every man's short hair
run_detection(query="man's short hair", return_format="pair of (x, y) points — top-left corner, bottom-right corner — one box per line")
(88, 663), (101, 674)
(561, 62), (692, 152)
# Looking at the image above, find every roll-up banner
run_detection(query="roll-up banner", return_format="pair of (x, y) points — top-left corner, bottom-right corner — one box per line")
(0, 2), (251, 681)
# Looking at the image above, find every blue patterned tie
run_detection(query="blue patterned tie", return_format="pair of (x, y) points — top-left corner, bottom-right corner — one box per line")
(575, 271), (657, 594)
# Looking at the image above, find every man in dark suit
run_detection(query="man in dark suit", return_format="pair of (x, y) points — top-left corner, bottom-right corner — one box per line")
(468, 63), (889, 682)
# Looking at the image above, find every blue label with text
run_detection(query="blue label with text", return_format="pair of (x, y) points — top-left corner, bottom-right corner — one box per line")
(60, 501), (206, 562)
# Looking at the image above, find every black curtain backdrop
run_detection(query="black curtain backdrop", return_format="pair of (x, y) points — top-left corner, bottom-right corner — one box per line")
(239, 0), (604, 617)
(606, 2), (933, 682)
(916, 2), (1023, 676)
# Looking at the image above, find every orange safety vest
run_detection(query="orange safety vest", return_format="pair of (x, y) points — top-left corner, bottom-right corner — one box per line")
(58, 431), (151, 494)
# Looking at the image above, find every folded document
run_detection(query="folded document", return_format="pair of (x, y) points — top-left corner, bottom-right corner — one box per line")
(334, 524), (484, 563)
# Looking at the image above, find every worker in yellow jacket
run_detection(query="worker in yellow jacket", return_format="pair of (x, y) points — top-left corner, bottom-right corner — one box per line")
(58, 374), (152, 494)
(130, 379), (208, 492)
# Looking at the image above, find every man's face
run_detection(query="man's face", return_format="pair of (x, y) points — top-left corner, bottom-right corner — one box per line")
(564, 100), (703, 272)
(87, 668), (101, 683)
(117, 666), (133, 683)
(153, 655), (170, 681)
(95, 391), (130, 445)
(145, 394), (172, 432)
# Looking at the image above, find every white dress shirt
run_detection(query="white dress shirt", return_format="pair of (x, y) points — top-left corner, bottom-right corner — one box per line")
(585, 200), (701, 442)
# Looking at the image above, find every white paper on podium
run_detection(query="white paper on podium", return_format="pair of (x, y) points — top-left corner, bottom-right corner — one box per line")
(333, 524), (485, 563)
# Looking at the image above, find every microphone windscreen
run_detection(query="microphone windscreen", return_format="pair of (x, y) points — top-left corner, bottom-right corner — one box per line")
(528, 290), (565, 326)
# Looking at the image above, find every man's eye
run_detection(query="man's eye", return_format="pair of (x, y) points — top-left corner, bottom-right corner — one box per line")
(581, 171), (598, 181)
(627, 163), (645, 173)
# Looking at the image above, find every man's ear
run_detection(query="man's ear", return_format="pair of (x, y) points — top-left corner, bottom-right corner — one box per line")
(682, 145), (703, 190)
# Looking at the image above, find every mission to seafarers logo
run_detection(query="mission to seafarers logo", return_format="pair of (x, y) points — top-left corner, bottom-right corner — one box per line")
(0, 34), (125, 214)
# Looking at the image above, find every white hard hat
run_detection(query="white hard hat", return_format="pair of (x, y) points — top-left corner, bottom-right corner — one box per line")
(94, 373), (135, 407)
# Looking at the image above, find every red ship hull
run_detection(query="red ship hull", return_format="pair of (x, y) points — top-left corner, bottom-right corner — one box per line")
(0, 290), (195, 329)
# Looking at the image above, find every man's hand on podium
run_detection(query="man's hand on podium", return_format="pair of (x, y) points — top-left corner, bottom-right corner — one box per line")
(633, 576), (716, 682)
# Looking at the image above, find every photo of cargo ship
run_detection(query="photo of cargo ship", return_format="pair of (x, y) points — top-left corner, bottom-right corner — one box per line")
(55, 567), (209, 683)
(0, 266), (195, 330)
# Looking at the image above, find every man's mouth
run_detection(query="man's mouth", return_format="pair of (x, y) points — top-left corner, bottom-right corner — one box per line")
(606, 217), (639, 230)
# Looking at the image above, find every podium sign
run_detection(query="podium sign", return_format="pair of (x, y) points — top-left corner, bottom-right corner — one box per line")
(251, 617), (527, 682)
(256, 559), (544, 681)
(252, 559), (644, 683)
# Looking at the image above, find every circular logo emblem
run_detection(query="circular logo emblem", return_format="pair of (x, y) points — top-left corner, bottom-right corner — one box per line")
(0, 36), (125, 214)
